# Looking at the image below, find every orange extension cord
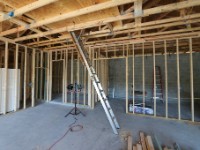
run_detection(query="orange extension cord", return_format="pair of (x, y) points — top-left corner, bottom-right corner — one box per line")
(47, 117), (83, 150)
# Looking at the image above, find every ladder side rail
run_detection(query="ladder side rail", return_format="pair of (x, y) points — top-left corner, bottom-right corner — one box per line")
(70, 31), (120, 134)
(70, 32), (92, 74)
(92, 80), (118, 134)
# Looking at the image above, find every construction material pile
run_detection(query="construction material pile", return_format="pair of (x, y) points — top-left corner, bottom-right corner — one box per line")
(127, 132), (181, 150)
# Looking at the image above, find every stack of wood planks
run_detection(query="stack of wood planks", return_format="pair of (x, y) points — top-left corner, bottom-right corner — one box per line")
(127, 132), (181, 150)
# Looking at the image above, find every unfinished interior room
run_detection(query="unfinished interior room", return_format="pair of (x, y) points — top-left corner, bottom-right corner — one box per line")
(0, 0), (200, 150)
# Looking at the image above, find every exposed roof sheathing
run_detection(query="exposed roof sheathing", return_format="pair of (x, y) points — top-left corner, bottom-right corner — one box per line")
(0, 0), (199, 54)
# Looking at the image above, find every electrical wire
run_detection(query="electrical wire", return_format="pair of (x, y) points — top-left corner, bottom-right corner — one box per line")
(47, 117), (83, 150)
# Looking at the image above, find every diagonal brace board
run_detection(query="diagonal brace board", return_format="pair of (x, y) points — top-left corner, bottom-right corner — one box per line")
(70, 31), (120, 134)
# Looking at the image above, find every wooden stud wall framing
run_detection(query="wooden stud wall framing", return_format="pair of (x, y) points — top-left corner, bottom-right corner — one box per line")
(46, 52), (50, 101)
(65, 51), (68, 103)
(95, 52), (98, 102)
(3, 41), (8, 114)
(57, 60), (59, 93)
(91, 47), (95, 108)
(189, 38), (194, 122)
(44, 49), (91, 107)
(43, 53), (47, 100)
(176, 39), (181, 120)
(70, 50), (74, 103)
(100, 57), (102, 101)
(97, 36), (200, 123)
(23, 47), (27, 109)
(14, 44), (19, 111)
(83, 67), (86, 105)
(49, 51), (53, 100)
(126, 45), (128, 113)
(27, 51), (30, 102)
(164, 41), (168, 118)
(153, 41), (156, 116)
(39, 51), (43, 100)
(62, 53), (65, 103)
(32, 49), (36, 107)
(88, 47), (92, 108)
(77, 55), (80, 103)
(104, 60), (108, 96)
(132, 44), (135, 114)
(35, 53), (39, 100)
(142, 43), (145, 114)
(106, 60), (108, 95)
(20, 51), (24, 101)
(0, 37), (41, 114)
(0, 32), (198, 125)
(49, 51), (65, 102)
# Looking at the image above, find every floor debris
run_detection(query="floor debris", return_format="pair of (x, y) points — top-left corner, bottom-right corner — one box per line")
(127, 131), (181, 150)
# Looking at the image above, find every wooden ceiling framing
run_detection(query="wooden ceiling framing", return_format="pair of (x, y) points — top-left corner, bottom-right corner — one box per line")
(0, 0), (200, 54)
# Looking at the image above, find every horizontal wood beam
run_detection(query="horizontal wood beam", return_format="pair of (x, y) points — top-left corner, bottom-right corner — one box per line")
(27, 35), (70, 46)
(14, 27), (71, 42)
(13, 1), (200, 42)
(0, 0), (58, 22)
(14, 13), (135, 42)
(97, 31), (200, 45)
(1, 0), (135, 36)
(0, 36), (40, 51)
(0, 12), (53, 40)
(46, 38), (200, 53)
(37, 17), (200, 48)
(87, 18), (200, 39)
(143, 0), (200, 16)
(16, 13), (200, 43)
(26, 13), (200, 47)
(44, 28), (200, 50)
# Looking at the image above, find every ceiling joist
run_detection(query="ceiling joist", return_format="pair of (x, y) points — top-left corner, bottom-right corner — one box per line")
(0, 0), (135, 36)
(0, 0), (199, 52)
(0, 0), (58, 22)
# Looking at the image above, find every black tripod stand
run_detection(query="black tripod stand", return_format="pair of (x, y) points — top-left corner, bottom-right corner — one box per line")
(65, 83), (85, 117)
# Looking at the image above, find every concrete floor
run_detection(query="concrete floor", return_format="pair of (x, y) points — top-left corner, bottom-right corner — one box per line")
(0, 99), (200, 150)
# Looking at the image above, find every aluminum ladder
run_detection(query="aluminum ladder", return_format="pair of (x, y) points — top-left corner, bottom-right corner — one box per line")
(70, 31), (120, 134)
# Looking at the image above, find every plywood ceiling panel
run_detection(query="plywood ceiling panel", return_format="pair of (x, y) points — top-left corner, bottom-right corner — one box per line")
(2, 0), (122, 29)
(1, 0), (37, 8)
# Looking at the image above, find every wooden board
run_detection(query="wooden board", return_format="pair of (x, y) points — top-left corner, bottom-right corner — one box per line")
(127, 135), (133, 150)
(145, 136), (155, 150)
(139, 132), (147, 150)
(136, 144), (142, 150)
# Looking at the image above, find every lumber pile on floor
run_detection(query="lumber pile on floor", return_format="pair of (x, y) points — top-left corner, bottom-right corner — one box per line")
(127, 132), (181, 150)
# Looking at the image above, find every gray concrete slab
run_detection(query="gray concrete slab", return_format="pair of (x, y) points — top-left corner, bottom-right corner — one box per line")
(0, 99), (199, 150)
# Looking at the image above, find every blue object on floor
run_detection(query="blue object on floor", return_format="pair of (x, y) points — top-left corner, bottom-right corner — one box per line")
(8, 11), (14, 17)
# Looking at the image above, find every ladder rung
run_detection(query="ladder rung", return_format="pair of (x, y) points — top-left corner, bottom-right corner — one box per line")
(112, 116), (116, 120)
(107, 107), (111, 111)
